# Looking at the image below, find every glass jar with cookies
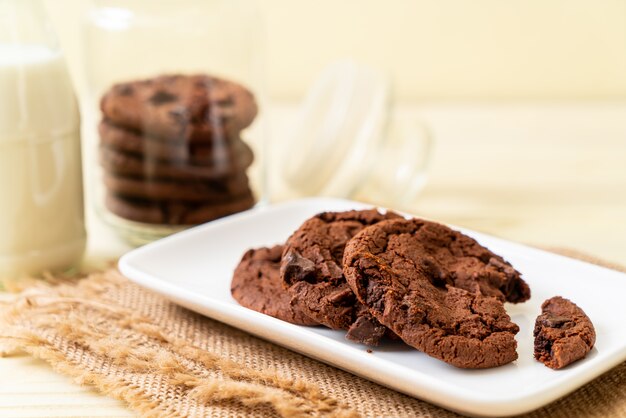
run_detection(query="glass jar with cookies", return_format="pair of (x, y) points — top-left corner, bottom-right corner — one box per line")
(83, 0), (265, 245)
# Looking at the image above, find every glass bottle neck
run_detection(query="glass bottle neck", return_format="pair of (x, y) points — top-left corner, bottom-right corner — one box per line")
(0, 0), (58, 49)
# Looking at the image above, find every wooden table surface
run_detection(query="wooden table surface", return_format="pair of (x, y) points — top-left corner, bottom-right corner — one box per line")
(1, 103), (624, 417)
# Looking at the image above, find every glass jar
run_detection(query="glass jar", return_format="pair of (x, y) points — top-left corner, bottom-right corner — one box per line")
(82, 0), (266, 246)
(0, 0), (86, 278)
(269, 60), (433, 211)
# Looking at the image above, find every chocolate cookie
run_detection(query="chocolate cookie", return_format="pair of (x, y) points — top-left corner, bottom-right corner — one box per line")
(534, 296), (596, 370)
(105, 192), (254, 225)
(100, 145), (253, 181)
(99, 120), (254, 166)
(231, 245), (318, 326)
(343, 218), (520, 368)
(100, 74), (257, 142)
(280, 210), (402, 346)
(103, 172), (251, 202)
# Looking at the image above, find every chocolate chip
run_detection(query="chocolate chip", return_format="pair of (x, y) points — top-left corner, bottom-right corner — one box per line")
(214, 96), (235, 106)
(281, 250), (317, 285)
(328, 288), (355, 305)
(115, 84), (134, 96)
(149, 90), (178, 105)
(540, 313), (572, 328)
(346, 314), (387, 346)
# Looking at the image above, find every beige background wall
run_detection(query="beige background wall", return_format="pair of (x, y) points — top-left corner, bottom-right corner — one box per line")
(46, 0), (626, 101)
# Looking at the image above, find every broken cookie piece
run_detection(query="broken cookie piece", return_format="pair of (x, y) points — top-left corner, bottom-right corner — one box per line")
(534, 296), (596, 370)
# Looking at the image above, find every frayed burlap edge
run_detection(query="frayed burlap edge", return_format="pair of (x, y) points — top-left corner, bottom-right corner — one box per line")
(0, 271), (358, 418)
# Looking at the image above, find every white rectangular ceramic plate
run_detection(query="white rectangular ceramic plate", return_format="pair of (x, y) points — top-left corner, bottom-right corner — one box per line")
(119, 198), (626, 417)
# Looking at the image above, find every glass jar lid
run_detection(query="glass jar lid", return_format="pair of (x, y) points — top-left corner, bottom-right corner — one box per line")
(280, 60), (391, 197)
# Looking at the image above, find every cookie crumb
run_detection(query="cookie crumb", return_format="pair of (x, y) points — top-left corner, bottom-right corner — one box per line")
(366, 349), (373, 354)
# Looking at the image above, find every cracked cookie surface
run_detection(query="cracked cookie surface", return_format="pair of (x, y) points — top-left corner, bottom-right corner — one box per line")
(280, 210), (402, 345)
(534, 296), (595, 369)
(343, 218), (521, 368)
(232, 245), (318, 326)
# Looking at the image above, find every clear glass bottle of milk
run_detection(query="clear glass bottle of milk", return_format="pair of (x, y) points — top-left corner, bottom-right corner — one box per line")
(0, 0), (86, 278)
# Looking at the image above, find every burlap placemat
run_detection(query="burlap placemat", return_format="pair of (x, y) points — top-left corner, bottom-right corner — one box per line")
(0, 252), (624, 418)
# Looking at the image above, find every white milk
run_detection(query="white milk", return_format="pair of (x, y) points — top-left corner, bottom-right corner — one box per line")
(0, 44), (86, 278)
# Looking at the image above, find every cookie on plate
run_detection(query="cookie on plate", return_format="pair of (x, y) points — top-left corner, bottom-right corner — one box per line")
(280, 209), (402, 346)
(534, 296), (596, 370)
(100, 74), (257, 142)
(232, 245), (318, 326)
(343, 218), (520, 368)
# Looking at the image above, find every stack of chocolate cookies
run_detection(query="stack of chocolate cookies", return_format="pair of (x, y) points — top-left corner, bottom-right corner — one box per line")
(99, 74), (258, 225)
